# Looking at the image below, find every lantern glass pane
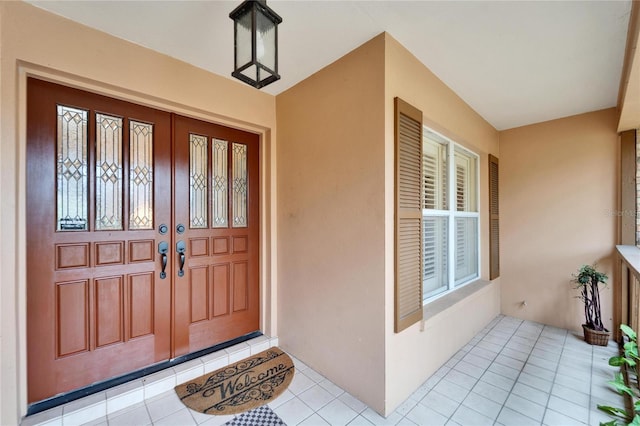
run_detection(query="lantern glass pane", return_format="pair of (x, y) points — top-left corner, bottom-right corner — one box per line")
(235, 10), (252, 67)
(256, 9), (276, 72)
(241, 63), (259, 82)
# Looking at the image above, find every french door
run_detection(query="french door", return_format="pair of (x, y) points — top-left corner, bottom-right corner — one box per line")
(172, 115), (260, 357)
(26, 78), (260, 402)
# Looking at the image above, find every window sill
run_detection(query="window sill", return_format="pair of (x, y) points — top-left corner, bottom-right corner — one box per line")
(423, 279), (492, 321)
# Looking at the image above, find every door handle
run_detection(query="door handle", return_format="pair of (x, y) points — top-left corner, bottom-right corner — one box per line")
(158, 241), (168, 279)
(176, 240), (186, 277)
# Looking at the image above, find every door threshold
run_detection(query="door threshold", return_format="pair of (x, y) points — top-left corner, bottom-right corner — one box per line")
(23, 332), (275, 424)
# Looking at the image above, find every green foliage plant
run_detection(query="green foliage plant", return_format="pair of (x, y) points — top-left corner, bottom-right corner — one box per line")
(598, 324), (640, 425)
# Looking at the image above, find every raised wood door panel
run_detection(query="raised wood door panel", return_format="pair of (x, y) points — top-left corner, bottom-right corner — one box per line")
(26, 78), (172, 402)
(172, 115), (260, 356)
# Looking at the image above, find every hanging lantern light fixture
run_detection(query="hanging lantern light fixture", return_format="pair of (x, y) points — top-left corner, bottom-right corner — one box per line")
(229, 0), (283, 89)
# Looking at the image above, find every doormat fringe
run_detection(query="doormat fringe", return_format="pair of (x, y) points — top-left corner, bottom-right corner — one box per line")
(175, 347), (294, 415)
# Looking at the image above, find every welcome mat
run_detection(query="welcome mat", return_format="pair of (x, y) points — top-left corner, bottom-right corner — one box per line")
(175, 347), (295, 415)
(224, 405), (286, 426)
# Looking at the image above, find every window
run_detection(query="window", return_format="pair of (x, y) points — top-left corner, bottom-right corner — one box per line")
(423, 128), (479, 301)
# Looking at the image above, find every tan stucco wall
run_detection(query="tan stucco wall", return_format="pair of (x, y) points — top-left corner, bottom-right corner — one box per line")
(383, 34), (501, 415)
(500, 108), (619, 333)
(0, 2), (277, 424)
(276, 32), (503, 416)
(276, 31), (503, 416)
(275, 34), (387, 413)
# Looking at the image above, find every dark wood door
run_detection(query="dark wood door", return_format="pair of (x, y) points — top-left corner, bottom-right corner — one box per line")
(172, 115), (260, 356)
(27, 78), (172, 402)
(26, 79), (261, 403)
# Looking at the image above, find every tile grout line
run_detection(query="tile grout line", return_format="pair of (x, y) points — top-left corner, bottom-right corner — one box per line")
(470, 316), (525, 425)
(442, 315), (525, 425)
(473, 317), (527, 425)
(285, 370), (318, 426)
(491, 318), (547, 426)
(394, 315), (505, 425)
(282, 368), (353, 426)
(487, 318), (527, 425)
(540, 326), (570, 426)
(445, 316), (506, 423)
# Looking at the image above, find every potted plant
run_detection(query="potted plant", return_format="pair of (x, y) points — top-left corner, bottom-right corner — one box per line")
(573, 264), (610, 345)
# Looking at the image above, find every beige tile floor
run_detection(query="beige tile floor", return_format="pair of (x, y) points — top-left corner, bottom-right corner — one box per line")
(22, 315), (624, 425)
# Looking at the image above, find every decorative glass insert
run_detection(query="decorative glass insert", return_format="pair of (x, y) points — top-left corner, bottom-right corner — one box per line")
(57, 105), (88, 231)
(212, 139), (229, 228)
(189, 134), (208, 229)
(232, 143), (248, 228)
(129, 121), (154, 230)
(95, 113), (123, 230)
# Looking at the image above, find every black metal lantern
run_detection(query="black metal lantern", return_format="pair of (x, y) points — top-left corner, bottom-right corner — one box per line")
(229, 0), (282, 89)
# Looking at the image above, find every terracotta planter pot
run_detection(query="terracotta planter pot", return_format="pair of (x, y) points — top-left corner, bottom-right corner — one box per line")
(582, 324), (610, 346)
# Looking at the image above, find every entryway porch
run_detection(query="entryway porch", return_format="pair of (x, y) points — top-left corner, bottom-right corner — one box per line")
(21, 315), (623, 426)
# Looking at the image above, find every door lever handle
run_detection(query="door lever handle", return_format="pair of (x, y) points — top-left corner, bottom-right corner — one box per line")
(158, 241), (168, 279)
(176, 240), (186, 277)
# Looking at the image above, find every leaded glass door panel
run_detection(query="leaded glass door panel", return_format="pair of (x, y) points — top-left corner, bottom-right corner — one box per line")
(172, 115), (260, 356)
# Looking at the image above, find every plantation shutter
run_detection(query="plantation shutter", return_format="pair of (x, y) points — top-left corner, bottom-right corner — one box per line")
(395, 97), (423, 333)
(455, 159), (468, 279)
(456, 164), (467, 211)
(489, 154), (500, 279)
(423, 141), (447, 210)
(422, 139), (448, 296)
(452, 149), (478, 283)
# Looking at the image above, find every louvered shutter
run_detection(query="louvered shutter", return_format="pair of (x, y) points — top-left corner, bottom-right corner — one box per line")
(455, 216), (466, 272)
(489, 154), (500, 279)
(395, 97), (423, 333)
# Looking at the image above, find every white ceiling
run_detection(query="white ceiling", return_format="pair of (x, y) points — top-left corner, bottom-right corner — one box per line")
(28, 0), (632, 130)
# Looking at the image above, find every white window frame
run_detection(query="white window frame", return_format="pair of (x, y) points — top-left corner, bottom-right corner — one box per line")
(423, 127), (481, 303)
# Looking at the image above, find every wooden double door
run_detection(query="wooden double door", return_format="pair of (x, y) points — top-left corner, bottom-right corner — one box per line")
(26, 78), (260, 402)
